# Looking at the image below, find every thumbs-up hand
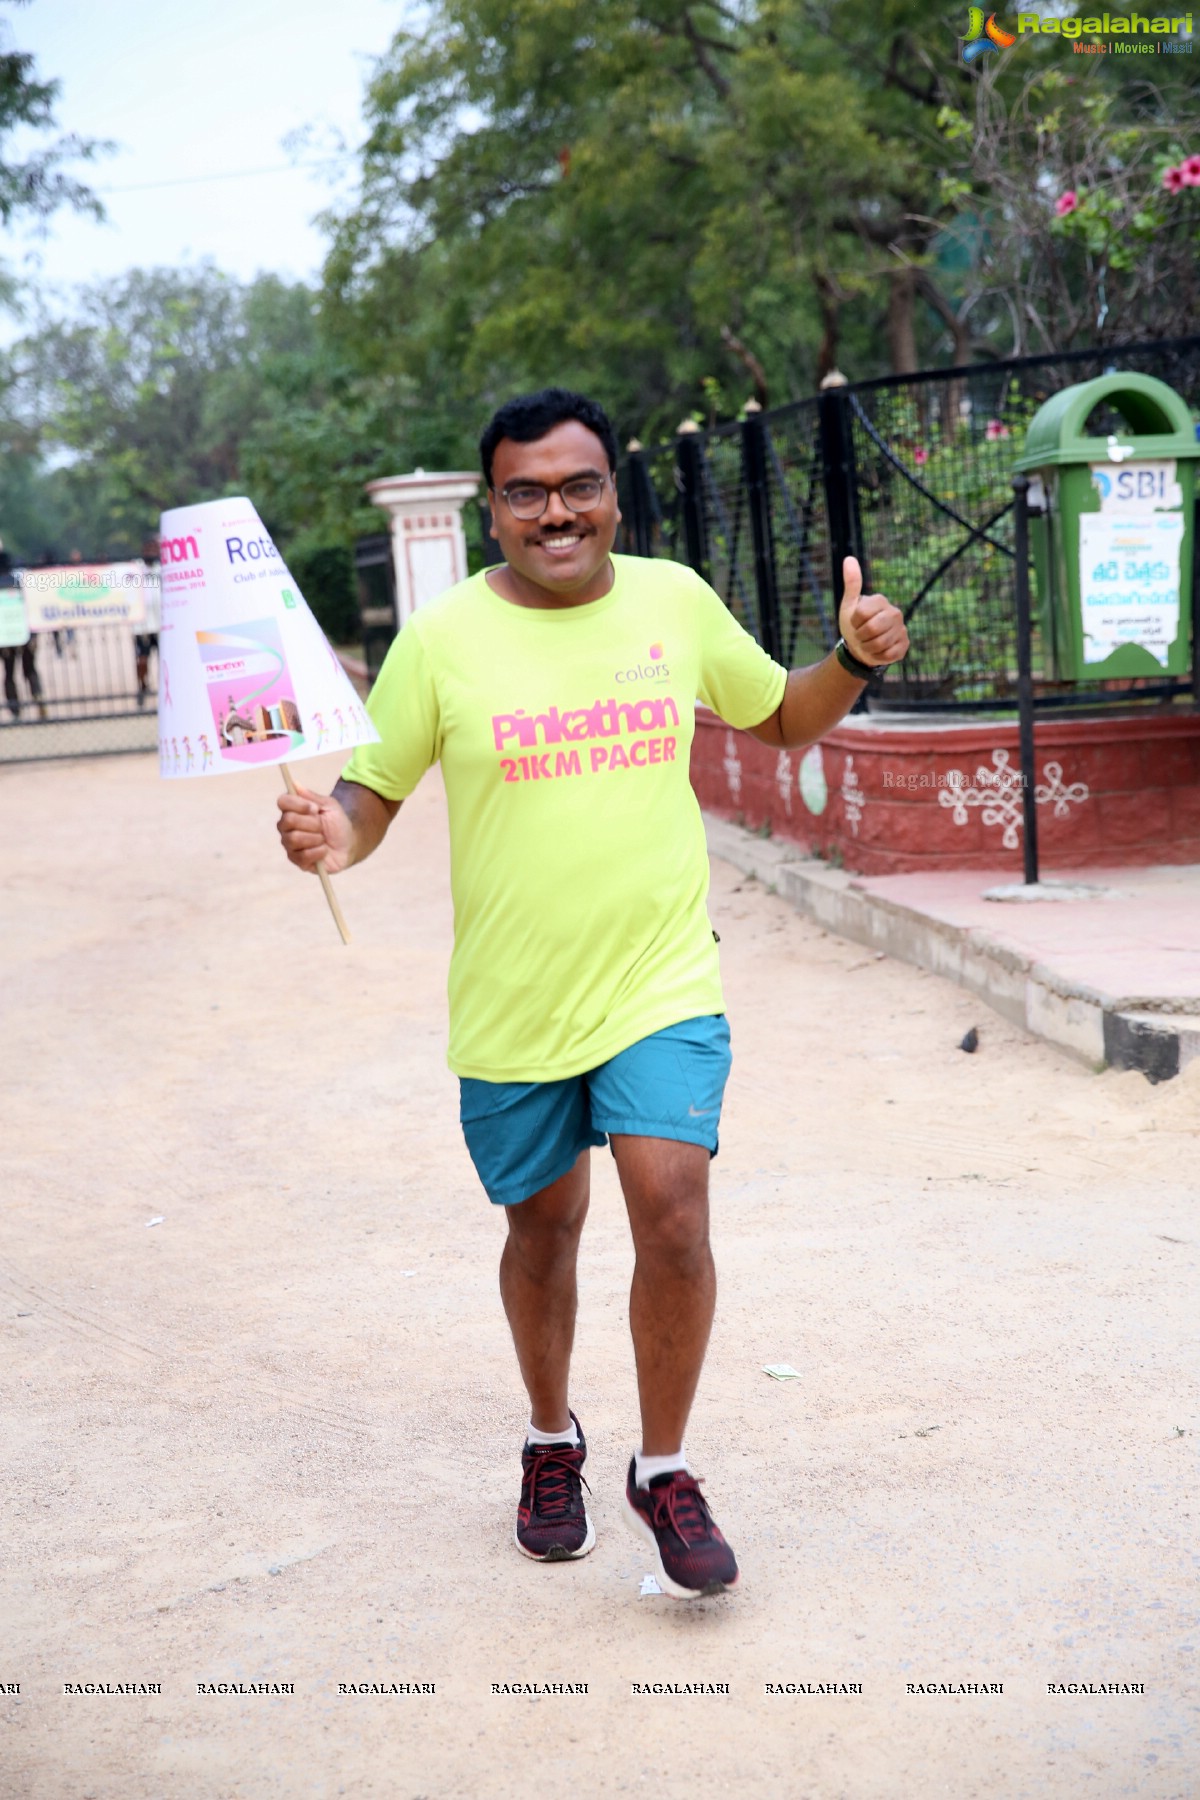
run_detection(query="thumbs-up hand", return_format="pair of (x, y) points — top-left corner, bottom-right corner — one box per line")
(838, 556), (908, 669)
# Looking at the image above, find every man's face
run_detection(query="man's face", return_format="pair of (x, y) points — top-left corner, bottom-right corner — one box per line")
(488, 420), (621, 601)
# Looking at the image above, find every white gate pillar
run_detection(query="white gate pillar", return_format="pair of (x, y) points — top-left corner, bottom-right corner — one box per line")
(365, 470), (482, 626)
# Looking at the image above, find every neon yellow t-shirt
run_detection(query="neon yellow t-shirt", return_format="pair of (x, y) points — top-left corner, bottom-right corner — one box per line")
(342, 554), (787, 1080)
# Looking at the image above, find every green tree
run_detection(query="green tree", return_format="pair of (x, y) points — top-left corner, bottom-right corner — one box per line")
(0, 264), (413, 646)
(320, 0), (1028, 443)
(0, 268), (346, 558)
(323, 1), (1200, 439)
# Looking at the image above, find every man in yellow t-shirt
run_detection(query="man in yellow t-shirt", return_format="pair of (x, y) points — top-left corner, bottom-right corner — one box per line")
(277, 388), (908, 1599)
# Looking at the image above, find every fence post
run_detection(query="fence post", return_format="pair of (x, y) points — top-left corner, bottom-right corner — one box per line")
(741, 406), (783, 663)
(676, 422), (710, 585)
(1011, 474), (1040, 887)
(818, 382), (871, 708)
(817, 383), (867, 616)
(624, 438), (653, 558)
(1192, 491), (1200, 707)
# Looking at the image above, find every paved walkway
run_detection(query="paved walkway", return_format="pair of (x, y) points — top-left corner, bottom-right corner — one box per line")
(706, 818), (1200, 1081)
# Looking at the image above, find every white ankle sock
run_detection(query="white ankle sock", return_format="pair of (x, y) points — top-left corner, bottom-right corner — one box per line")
(635, 1448), (688, 1488)
(526, 1417), (579, 1448)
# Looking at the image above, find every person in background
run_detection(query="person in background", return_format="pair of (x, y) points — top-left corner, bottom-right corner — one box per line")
(0, 542), (46, 721)
(135, 536), (161, 707)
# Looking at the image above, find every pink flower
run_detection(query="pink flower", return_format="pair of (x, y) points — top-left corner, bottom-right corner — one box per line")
(985, 420), (1010, 440)
(1055, 190), (1078, 217)
(913, 447), (928, 466)
(1162, 165), (1185, 194)
(1181, 154), (1200, 187)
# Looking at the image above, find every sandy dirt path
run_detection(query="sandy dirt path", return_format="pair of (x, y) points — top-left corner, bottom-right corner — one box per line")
(2, 751), (1197, 1800)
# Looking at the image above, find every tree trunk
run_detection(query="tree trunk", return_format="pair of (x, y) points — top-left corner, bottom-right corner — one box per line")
(814, 270), (840, 383)
(719, 326), (769, 408)
(886, 267), (919, 375)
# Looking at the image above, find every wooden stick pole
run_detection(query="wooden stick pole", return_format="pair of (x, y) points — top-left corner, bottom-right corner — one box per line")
(281, 762), (351, 945)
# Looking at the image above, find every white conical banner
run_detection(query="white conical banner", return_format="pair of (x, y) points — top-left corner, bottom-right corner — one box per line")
(156, 497), (379, 779)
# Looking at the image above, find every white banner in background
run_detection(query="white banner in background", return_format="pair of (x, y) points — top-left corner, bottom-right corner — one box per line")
(20, 562), (149, 630)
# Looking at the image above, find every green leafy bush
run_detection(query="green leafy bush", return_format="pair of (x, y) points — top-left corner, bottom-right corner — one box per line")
(284, 535), (358, 646)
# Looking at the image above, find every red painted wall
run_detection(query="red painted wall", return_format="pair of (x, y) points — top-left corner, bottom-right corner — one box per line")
(690, 707), (1200, 875)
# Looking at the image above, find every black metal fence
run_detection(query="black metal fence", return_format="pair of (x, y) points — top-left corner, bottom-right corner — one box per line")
(620, 334), (1200, 713)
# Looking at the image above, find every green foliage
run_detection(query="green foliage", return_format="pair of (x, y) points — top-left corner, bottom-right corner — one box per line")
(0, 267), (405, 560)
(861, 381), (1043, 695)
(285, 536), (359, 645)
(319, 0), (995, 440)
(1050, 144), (1199, 276)
(939, 51), (1200, 351)
(5, 3), (1200, 566)
(317, 0), (1198, 430)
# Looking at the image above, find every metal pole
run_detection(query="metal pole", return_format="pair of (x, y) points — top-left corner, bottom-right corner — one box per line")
(818, 383), (869, 710)
(1191, 490), (1199, 707)
(676, 427), (710, 584)
(625, 443), (653, 558)
(741, 410), (783, 662)
(817, 387), (855, 617)
(1012, 474), (1039, 886)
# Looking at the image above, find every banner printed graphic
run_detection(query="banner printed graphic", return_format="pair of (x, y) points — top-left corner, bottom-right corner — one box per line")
(198, 618), (305, 767)
(156, 496), (379, 780)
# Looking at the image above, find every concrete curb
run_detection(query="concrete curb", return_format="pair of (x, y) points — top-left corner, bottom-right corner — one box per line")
(704, 813), (1199, 1082)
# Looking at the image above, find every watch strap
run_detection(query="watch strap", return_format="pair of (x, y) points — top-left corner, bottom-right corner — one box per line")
(835, 637), (878, 680)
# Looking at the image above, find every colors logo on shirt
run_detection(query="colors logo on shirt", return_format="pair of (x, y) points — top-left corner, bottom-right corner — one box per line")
(616, 644), (670, 682)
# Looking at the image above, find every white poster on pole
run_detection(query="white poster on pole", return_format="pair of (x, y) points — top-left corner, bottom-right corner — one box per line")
(156, 498), (379, 779)
(1078, 511), (1184, 667)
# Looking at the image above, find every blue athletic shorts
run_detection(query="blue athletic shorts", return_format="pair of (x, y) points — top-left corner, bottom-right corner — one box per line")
(459, 1014), (732, 1207)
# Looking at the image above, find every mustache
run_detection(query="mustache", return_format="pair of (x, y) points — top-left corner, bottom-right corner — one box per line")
(528, 525), (593, 543)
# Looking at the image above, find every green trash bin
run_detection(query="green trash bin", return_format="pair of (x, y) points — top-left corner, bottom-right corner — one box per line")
(1012, 372), (1199, 681)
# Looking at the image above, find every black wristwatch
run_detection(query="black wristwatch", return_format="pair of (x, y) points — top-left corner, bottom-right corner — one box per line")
(835, 637), (879, 681)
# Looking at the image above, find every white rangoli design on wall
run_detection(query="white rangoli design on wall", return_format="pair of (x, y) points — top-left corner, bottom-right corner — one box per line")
(938, 748), (1089, 849)
(842, 754), (864, 836)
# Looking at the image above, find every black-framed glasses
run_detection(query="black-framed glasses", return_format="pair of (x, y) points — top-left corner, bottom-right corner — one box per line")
(498, 475), (608, 520)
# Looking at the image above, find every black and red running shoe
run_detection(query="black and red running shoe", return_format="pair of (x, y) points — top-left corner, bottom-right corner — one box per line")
(515, 1414), (595, 1561)
(623, 1461), (739, 1598)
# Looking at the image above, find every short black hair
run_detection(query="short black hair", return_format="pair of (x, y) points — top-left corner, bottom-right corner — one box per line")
(480, 388), (619, 489)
